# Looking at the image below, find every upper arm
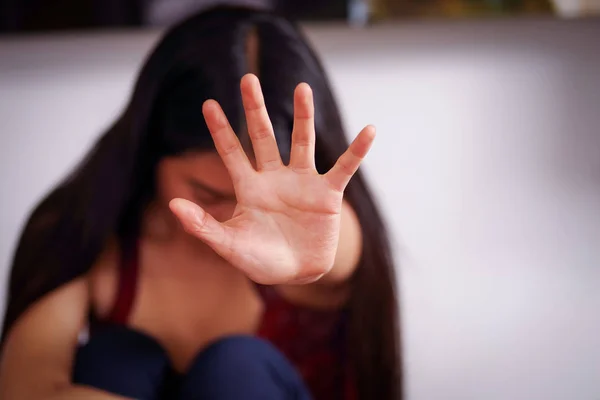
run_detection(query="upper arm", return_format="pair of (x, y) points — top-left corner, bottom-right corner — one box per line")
(0, 277), (89, 399)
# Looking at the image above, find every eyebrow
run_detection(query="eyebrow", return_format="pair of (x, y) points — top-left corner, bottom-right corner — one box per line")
(187, 178), (236, 201)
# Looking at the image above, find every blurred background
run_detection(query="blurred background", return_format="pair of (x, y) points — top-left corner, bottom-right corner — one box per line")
(1, 0), (600, 31)
(0, 1), (599, 400)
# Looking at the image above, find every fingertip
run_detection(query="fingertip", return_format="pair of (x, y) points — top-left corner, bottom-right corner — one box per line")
(357, 126), (376, 149)
(169, 198), (186, 216)
(363, 124), (376, 139)
(203, 100), (230, 129)
(202, 99), (219, 113)
(295, 82), (312, 98)
(241, 73), (259, 89)
(169, 198), (201, 221)
(294, 83), (314, 117)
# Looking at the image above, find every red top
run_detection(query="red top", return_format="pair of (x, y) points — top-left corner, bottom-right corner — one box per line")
(100, 240), (357, 400)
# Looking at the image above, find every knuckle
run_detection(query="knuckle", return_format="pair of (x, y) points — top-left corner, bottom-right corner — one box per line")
(189, 211), (210, 234)
(339, 159), (355, 175)
(292, 137), (313, 147)
(251, 126), (273, 140)
(221, 142), (239, 156)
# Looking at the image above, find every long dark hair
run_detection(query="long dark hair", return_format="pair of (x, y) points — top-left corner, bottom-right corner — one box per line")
(1, 7), (401, 399)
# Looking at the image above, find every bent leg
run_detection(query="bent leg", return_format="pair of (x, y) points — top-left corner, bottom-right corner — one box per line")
(72, 325), (171, 400)
(179, 335), (312, 400)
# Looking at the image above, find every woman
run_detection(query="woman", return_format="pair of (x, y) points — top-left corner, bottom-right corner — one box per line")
(0, 6), (400, 400)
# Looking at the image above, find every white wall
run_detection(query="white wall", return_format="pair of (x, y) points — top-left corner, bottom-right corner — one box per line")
(1, 18), (599, 400)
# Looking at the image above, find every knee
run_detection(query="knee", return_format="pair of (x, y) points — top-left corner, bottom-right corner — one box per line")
(195, 335), (285, 367)
(180, 335), (311, 400)
(73, 325), (170, 400)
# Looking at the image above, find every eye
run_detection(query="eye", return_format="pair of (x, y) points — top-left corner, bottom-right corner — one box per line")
(191, 187), (236, 207)
(187, 178), (236, 206)
(191, 187), (220, 205)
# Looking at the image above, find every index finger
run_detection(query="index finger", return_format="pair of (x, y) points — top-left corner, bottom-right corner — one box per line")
(202, 99), (254, 183)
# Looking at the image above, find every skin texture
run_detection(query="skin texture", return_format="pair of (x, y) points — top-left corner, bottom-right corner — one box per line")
(0, 74), (372, 399)
(170, 74), (372, 285)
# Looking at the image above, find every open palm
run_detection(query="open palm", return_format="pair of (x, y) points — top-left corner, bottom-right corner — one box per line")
(170, 74), (375, 285)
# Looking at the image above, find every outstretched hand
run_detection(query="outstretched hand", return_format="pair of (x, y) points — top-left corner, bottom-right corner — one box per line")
(169, 74), (375, 285)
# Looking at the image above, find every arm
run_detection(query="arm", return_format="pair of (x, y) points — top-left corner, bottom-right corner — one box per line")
(171, 76), (372, 308)
(0, 277), (129, 400)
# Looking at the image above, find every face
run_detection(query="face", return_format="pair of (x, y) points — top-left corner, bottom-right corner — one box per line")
(156, 151), (237, 223)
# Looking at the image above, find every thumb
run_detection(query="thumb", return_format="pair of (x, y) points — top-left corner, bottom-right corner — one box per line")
(169, 198), (229, 251)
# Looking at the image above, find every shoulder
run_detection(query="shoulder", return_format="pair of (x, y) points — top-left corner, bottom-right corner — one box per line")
(0, 276), (89, 397)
